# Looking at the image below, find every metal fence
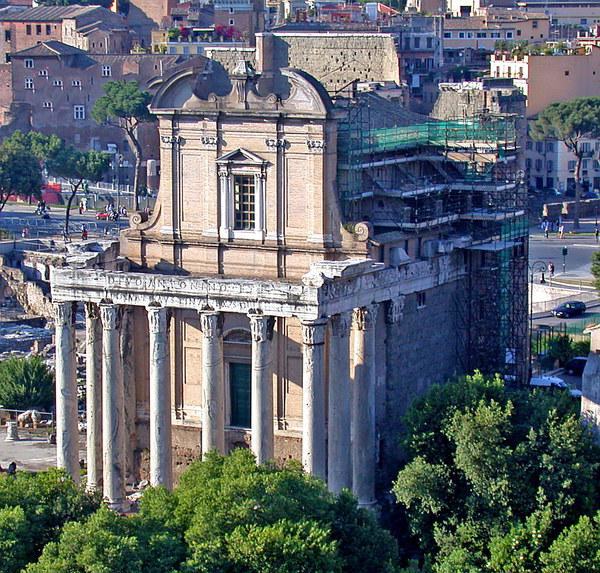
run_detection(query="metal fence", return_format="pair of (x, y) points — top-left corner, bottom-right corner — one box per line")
(0, 408), (54, 427)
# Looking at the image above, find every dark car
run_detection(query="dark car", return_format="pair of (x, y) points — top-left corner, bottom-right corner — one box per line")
(564, 356), (588, 376)
(552, 300), (587, 318)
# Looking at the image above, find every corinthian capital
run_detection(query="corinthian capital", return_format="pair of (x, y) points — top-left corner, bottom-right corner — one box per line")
(199, 311), (222, 339)
(147, 305), (169, 335)
(100, 303), (120, 331)
(301, 319), (327, 346)
(352, 304), (378, 331)
(54, 302), (73, 326)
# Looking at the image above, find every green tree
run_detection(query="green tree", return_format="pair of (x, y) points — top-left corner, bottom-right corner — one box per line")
(46, 146), (109, 234)
(0, 356), (54, 410)
(531, 97), (600, 228)
(140, 449), (400, 573)
(540, 512), (600, 573)
(92, 81), (153, 211)
(26, 505), (186, 573)
(0, 469), (100, 572)
(392, 373), (600, 571)
(0, 134), (43, 212)
(592, 250), (600, 292)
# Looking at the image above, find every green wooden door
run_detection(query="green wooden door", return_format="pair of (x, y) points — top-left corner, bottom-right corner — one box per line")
(229, 362), (251, 428)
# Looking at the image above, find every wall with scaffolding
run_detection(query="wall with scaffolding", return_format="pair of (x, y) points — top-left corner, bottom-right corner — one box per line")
(337, 102), (529, 381)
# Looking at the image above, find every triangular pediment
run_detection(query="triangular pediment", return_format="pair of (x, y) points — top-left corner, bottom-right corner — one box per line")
(216, 148), (266, 165)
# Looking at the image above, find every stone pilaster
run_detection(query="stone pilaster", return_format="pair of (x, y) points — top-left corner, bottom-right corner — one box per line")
(249, 313), (275, 464)
(147, 305), (172, 489)
(100, 303), (126, 511)
(352, 304), (378, 507)
(199, 310), (224, 456)
(85, 302), (102, 491)
(55, 302), (79, 483)
(328, 312), (352, 493)
(301, 318), (328, 479)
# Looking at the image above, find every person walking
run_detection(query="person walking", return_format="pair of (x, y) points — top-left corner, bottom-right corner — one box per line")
(595, 226), (599, 243)
(559, 224), (565, 239)
(81, 225), (88, 241)
(548, 261), (555, 277)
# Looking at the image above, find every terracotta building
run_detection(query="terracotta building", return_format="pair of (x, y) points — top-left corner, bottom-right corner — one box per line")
(50, 61), (528, 510)
(10, 40), (207, 185)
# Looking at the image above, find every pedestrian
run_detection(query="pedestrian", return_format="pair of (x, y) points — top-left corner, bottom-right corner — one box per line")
(595, 226), (599, 243)
(559, 224), (565, 239)
(7, 461), (16, 477)
(544, 221), (549, 239)
(78, 200), (83, 215)
(548, 262), (555, 276)
(62, 226), (71, 243)
(81, 225), (88, 241)
(21, 226), (29, 238)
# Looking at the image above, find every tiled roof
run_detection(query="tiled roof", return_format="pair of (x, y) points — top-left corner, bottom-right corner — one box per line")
(11, 40), (88, 57)
(0, 4), (98, 22)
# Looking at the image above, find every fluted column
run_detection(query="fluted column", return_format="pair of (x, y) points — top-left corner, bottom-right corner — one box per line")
(85, 302), (102, 491)
(199, 310), (224, 456)
(121, 306), (136, 484)
(352, 304), (378, 507)
(301, 318), (328, 479)
(147, 305), (172, 489)
(328, 312), (352, 493)
(249, 313), (275, 464)
(55, 302), (79, 483)
(100, 303), (125, 511)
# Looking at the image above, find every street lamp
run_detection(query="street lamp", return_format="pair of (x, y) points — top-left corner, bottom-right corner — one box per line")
(529, 259), (547, 379)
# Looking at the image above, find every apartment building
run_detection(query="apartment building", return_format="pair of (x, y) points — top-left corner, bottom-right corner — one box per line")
(9, 40), (207, 186)
(443, 10), (550, 51)
(0, 5), (131, 62)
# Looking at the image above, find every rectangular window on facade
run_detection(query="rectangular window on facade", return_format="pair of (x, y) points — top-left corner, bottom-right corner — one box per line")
(526, 158), (532, 169)
(229, 18), (234, 25)
(458, 32), (465, 38)
(444, 31), (452, 38)
(526, 140), (532, 150)
(73, 105), (85, 120)
(53, 79), (63, 87)
(25, 77), (34, 90)
(546, 141), (554, 152)
(36, 24), (41, 35)
(42, 101), (52, 109)
(427, 37), (432, 48)
(233, 174), (255, 230)
(506, 31), (513, 39)
(582, 142), (591, 152)
(547, 160), (553, 172)
(4, 30), (10, 42)
(476, 32), (486, 38)
(568, 160), (576, 171)
(536, 141), (543, 153)
(38, 69), (47, 77)
(24, 58), (33, 68)
(26, 24), (31, 35)
(417, 291), (426, 309)
(535, 159), (543, 171)
(45, 24), (51, 35)
(101, 65), (111, 77)
(72, 79), (81, 87)
(594, 160), (600, 170)
(533, 20), (539, 28)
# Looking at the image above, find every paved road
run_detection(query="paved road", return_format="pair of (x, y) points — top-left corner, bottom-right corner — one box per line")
(529, 233), (598, 278)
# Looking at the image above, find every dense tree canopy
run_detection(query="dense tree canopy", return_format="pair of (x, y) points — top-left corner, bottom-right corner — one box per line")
(392, 371), (600, 572)
(531, 97), (600, 228)
(0, 356), (54, 411)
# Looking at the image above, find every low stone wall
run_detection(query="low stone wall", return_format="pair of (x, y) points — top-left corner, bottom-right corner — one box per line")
(542, 198), (600, 219)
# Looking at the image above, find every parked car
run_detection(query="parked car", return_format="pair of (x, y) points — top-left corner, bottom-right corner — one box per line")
(552, 301), (587, 318)
(96, 212), (110, 220)
(530, 375), (568, 389)
(581, 191), (599, 199)
(564, 356), (588, 376)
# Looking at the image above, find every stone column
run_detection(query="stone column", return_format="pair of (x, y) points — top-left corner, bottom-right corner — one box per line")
(147, 305), (172, 489)
(328, 312), (352, 493)
(85, 302), (102, 491)
(199, 310), (224, 456)
(301, 318), (328, 479)
(249, 313), (275, 464)
(55, 302), (79, 483)
(352, 304), (378, 507)
(100, 303), (125, 511)
(120, 306), (136, 484)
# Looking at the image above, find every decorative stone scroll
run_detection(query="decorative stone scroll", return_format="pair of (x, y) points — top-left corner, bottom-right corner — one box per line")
(201, 135), (219, 147)
(385, 296), (406, 324)
(352, 304), (378, 331)
(306, 139), (326, 152)
(265, 138), (289, 150)
(160, 135), (181, 145)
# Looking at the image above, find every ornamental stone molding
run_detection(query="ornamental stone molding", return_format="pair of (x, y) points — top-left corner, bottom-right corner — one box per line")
(147, 305), (169, 334)
(84, 301), (99, 320)
(301, 319), (327, 346)
(100, 303), (120, 331)
(160, 135), (182, 145)
(306, 139), (326, 152)
(248, 313), (275, 342)
(199, 311), (223, 339)
(352, 304), (378, 331)
(54, 302), (73, 326)
(386, 296), (406, 324)
(200, 135), (219, 147)
(265, 138), (289, 150)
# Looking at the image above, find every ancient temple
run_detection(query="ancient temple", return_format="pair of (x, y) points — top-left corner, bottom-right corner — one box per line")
(51, 60), (527, 509)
